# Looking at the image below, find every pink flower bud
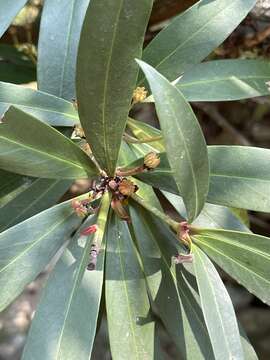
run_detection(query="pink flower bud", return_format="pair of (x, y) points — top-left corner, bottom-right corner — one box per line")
(81, 224), (98, 235)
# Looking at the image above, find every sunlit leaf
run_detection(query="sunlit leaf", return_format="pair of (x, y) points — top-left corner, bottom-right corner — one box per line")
(193, 228), (270, 305)
(140, 0), (256, 84)
(22, 193), (111, 360)
(176, 60), (270, 102)
(130, 145), (270, 212)
(0, 82), (79, 126)
(0, 199), (81, 311)
(106, 211), (160, 359)
(0, 178), (71, 232)
(193, 245), (244, 360)
(137, 60), (209, 222)
(38, 0), (90, 100)
(0, 106), (97, 179)
(77, 0), (153, 175)
(162, 191), (249, 232)
(130, 188), (215, 359)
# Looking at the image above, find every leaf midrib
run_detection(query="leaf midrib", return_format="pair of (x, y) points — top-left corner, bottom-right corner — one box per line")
(140, 213), (209, 340)
(0, 135), (87, 173)
(55, 233), (99, 359)
(117, 223), (140, 360)
(153, 0), (241, 72)
(194, 234), (270, 261)
(101, 0), (124, 173)
(2, 179), (60, 231)
(59, 0), (76, 98)
(194, 238), (270, 286)
(179, 74), (269, 88)
(0, 102), (78, 120)
(195, 249), (236, 359)
(162, 89), (199, 219)
(0, 210), (73, 274)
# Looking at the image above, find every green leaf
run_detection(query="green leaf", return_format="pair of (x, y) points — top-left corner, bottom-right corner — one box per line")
(193, 245), (244, 360)
(208, 146), (270, 212)
(105, 212), (159, 359)
(129, 200), (215, 360)
(0, 198), (81, 311)
(137, 60), (209, 222)
(22, 193), (110, 360)
(0, 106), (97, 179)
(0, 0), (28, 38)
(176, 60), (270, 102)
(132, 145), (270, 212)
(130, 181), (257, 359)
(38, 0), (90, 100)
(0, 178), (71, 232)
(240, 325), (259, 360)
(192, 228), (270, 305)
(0, 82), (79, 126)
(76, 0), (153, 175)
(162, 191), (249, 232)
(230, 207), (250, 228)
(140, 0), (256, 84)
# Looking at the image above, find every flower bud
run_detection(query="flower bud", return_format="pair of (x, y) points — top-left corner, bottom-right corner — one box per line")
(81, 224), (98, 235)
(132, 87), (148, 104)
(118, 179), (137, 196)
(144, 152), (160, 169)
(74, 125), (85, 138)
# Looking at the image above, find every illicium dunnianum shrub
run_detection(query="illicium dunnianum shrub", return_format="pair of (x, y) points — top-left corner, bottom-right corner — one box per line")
(1, 0), (270, 359)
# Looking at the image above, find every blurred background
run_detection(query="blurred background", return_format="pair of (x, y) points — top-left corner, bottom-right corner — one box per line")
(0, 0), (270, 358)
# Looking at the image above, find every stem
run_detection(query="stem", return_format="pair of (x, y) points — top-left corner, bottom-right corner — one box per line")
(123, 132), (162, 144)
(116, 165), (145, 177)
(131, 193), (179, 232)
(86, 192), (111, 270)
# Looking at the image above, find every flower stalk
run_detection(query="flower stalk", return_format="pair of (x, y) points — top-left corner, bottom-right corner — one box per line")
(131, 193), (179, 232)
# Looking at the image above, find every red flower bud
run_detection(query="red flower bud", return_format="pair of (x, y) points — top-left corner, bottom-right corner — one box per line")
(81, 224), (98, 235)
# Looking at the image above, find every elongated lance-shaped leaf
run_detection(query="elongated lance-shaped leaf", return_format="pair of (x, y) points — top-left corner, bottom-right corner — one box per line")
(193, 245), (244, 360)
(38, 0), (90, 100)
(0, 198), (81, 311)
(0, 106), (98, 179)
(106, 211), (161, 359)
(137, 60), (209, 222)
(139, 0), (256, 85)
(176, 60), (270, 102)
(192, 228), (270, 305)
(0, 178), (71, 232)
(162, 191), (249, 232)
(0, 82), (79, 126)
(208, 146), (270, 212)
(131, 202), (257, 360)
(0, 0), (28, 38)
(22, 193), (111, 360)
(129, 178), (215, 360)
(128, 144), (270, 212)
(76, 0), (153, 175)
(123, 149), (257, 358)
